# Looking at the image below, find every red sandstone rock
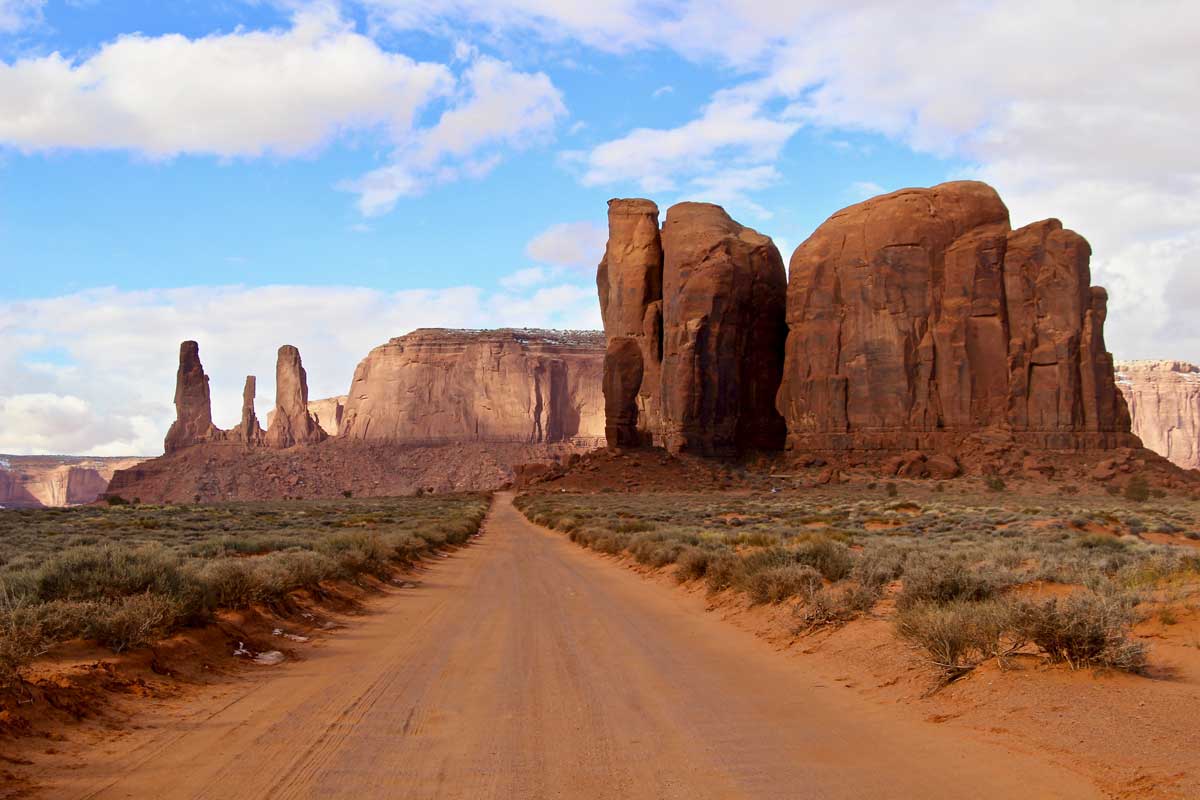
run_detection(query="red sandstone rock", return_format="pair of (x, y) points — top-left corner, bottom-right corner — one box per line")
(164, 341), (223, 453)
(339, 329), (604, 445)
(264, 345), (326, 449)
(234, 376), (265, 446)
(925, 454), (961, 479)
(776, 181), (1135, 453)
(1115, 361), (1200, 470)
(598, 199), (787, 453)
(267, 395), (347, 437)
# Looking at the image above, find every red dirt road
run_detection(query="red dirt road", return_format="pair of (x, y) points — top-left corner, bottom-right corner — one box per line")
(49, 493), (1099, 799)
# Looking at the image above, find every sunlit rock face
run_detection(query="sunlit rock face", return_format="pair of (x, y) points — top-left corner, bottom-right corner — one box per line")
(339, 328), (605, 445)
(776, 180), (1134, 452)
(1116, 361), (1200, 470)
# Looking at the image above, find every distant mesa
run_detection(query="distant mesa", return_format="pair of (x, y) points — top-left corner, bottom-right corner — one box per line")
(0, 456), (145, 508)
(339, 328), (604, 446)
(1115, 360), (1200, 470)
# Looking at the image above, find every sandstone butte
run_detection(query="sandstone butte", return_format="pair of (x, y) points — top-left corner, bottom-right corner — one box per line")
(1116, 360), (1200, 470)
(105, 329), (606, 503)
(598, 199), (787, 453)
(600, 180), (1139, 462)
(339, 328), (604, 445)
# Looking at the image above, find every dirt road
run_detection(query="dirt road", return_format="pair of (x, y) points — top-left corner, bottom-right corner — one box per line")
(51, 493), (1099, 799)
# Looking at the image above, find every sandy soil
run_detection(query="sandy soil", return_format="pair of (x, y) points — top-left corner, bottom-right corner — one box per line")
(25, 493), (1104, 799)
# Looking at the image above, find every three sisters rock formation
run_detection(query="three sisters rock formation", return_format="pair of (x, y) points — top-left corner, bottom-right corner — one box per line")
(599, 180), (1137, 457)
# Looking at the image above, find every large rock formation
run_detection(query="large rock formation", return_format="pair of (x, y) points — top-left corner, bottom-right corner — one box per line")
(776, 181), (1135, 452)
(1116, 361), (1200, 470)
(264, 345), (326, 449)
(340, 329), (604, 445)
(0, 456), (144, 507)
(163, 341), (223, 453)
(597, 199), (787, 453)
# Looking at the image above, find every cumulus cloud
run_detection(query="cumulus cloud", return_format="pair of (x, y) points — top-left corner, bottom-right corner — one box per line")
(345, 55), (566, 215)
(0, 283), (601, 456)
(0, 8), (566, 214)
(570, 92), (796, 194)
(524, 221), (606, 271)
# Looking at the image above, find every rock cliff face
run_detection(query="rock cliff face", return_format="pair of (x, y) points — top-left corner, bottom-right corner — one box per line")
(776, 181), (1135, 452)
(268, 396), (346, 437)
(0, 456), (145, 507)
(598, 199), (787, 453)
(264, 345), (326, 449)
(1116, 361), (1200, 470)
(340, 329), (604, 445)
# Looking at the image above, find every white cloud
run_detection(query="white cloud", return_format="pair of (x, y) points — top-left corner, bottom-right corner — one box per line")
(0, 9), (567, 215)
(344, 54), (565, 215)
(0, 9), (453, 158)
(652, 85), (673, 98)
(688, 164), (781, 219)
(499, 265), (551, 289)
(524, 221), (605, 270)
(571, 91), (797, 193)
(0, 282), (601, 456)
(0, 0), (42, 34)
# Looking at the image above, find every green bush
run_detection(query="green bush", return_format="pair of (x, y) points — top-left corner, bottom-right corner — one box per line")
(674, 547), (711, 583)
(792, 538), (853, 581)
(1124, 475), (1150, 503)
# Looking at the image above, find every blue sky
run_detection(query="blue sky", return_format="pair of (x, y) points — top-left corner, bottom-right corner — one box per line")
(1, 1), (1198, 455)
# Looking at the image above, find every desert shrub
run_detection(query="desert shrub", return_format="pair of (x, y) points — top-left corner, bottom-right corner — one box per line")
(674, 547), (712, 583)
(614, 519), (656, 533)
(84, 594), (181, 654)
(196, 559), (259, 608)
(319, 532), (392, 576)
(896, 599), (1015, 678)
(885, 483), (898, 498)
(897, 558), (1002, 609)
(0, 596), (48, 687)
(34, 544), (186, 603)
(1077, 534), (1127, 552)
(1014, 591), (1147, 672)
(800, 582), (882, 628)
(1124, 475), (1150, 503)
(792, 538), (852, 581)
(853, 544), (908, 588)
(746, 564), (823, 605)
(704, 552), (742, 594)
(985, 476), (1007, 492)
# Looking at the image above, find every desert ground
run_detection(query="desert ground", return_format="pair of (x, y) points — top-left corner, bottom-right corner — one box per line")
(2, 478), (1198, 799)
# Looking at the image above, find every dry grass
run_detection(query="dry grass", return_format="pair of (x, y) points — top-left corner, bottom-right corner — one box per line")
(0, 494), (488, 685)
(517, 487), (1196, 679)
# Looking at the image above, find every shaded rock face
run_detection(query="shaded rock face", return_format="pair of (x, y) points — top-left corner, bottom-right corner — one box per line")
(264, 345), (326, 449)
(235, 376), (265, 446)
(339, 329), (605, 445)
(776, 180), (1135, 452)
(597, 199), (787, 453)
(164, 341), (222, 453)
(268, 395), (347, 437)
(1116, 361), (1200, 470)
